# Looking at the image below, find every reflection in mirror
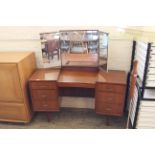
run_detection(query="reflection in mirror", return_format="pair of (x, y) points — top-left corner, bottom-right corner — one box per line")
(60, 30), (99, 68)
(40, 32), (61, 68)
(99, 32), (108, 70)
(40, 30), (108, 70)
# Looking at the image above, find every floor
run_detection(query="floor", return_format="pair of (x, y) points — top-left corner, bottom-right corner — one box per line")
(0, 109), (127, 129)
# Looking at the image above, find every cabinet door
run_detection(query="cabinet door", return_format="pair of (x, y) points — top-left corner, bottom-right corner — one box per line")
(0, 64), (23, 102)
(0, 102), (27, 122)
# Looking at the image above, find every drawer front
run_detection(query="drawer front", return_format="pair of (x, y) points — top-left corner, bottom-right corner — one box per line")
(30, 81), (57, 90)
(95, 102), (124, 116)
(32, 100), (59, 111)
(31, 90), (58, 101)
(96, 92), (124, 105)
(96, 83), (126, 93)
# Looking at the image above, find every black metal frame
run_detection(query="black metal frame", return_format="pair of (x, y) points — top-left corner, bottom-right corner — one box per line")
(127, 83), (141, 129)
(133, 84), (155, 128)
(128, 41), (155, 129)
(130, 40), (136, 72)
(141, 43), (152, 97)
(133, 83), (141, 129)
(124, 72), (131, 112)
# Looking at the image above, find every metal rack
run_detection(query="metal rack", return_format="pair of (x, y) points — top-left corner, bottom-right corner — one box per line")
(128, 40), (155, 129)
(128, 83), (141, 128)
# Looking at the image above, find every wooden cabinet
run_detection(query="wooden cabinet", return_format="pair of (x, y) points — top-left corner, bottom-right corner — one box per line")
(95, 71), (127, 116)
(0, 52), (36, 123)
(29, 69), (60, 112)
(28, 69), (126, 119)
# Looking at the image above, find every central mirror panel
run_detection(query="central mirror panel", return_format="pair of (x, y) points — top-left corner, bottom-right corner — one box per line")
(60, 30), (99, 68)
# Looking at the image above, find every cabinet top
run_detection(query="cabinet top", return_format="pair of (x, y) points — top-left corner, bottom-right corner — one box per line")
(97, 70), (127, 85)
(29, 68), (61, 81)
(29, 69), (127, 87)
(0, 52), (34, 63)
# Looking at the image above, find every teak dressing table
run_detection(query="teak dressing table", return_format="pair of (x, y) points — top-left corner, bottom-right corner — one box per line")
(29, 68), (127, 121)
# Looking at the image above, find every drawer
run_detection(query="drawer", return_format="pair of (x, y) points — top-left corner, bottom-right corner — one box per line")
(96, 83), (126, 93)
(96, 92), (124, 105)
(30, 81), (57, 90)
(31, 90), (58, 101)
(32, 100), (59, 111)
(95, 102), (124, 116)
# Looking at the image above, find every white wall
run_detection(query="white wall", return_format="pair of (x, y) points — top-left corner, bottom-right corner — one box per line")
(126, 26), (155, 42)
(0, 26), (133, 71)
(108, 39), (132, 71)
(142, 27), (155, 32)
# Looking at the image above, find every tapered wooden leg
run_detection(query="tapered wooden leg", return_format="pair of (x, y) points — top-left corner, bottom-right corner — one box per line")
(46, 112), (51, 122)
(106, 116), (110, 126)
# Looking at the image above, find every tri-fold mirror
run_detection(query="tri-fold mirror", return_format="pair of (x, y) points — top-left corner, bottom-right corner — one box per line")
(40, 30), (108, 70)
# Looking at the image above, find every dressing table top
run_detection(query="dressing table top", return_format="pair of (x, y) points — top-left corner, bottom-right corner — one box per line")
(29, 69), (60, 81)
(97, 70), (127, 85)
(29, 68), (127, 86)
